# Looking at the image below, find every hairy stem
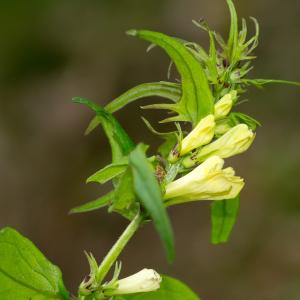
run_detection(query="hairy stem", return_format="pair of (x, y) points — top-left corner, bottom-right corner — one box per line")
(96, 212), (143, 283)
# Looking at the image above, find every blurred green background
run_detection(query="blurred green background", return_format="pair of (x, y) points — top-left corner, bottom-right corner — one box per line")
(0, 0), (299, 299)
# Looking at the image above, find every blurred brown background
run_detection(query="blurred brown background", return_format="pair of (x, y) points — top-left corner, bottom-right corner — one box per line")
(0, 0), (300, 299)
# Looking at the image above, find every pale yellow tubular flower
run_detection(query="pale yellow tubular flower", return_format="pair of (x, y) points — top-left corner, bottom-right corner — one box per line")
(183, 124), (255, 167)
(214, 94), (232, 120)
(110, 269), (162, 295)
(214, 90), (236, 120)
(180, 114), (215, 156)
(164, 156), (244, 206)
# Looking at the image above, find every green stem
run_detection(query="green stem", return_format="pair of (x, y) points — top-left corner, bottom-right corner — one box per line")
(96, 212), (143, 283)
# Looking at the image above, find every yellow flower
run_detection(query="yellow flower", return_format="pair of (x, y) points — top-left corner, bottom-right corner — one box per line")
(183, 124), (255, 167)
(180, 114), (215, 156)
(111, 269), (162, 295)
(164, 156), (244, 205)
(214, 91), (236, 120)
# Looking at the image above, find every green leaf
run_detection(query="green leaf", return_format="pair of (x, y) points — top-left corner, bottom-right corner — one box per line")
(70, 191), (114, 214)
(192, 20), (219, 84)
(86, 81), (181, 134)
(127, 29), (214, 126)
(0, 227), (71, 300)
(87, 162), (128, 184)
(229, 112), (261, 131)
(210, 195), (240, 244)
(111, 168), (139, 220)
(73, 97), (135, 163)
(242, 78), (300, 87)
(226, 0), (239, 64)
(113, 275), (201, 300)
(141, 117), (177, 159)
(129, 144), (175, 262)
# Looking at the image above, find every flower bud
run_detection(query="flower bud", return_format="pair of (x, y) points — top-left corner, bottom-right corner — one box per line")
(164, 156), (244, 205)
(180, 114), (215, 156)
(183, 124), (255, 167)
(110, 269), (162, 295)
(214, 91), (236, 120)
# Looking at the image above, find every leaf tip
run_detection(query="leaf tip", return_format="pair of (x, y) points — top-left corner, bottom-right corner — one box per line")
(72, 97), (82, 104)
(68, 208), (76, 215)
(0, 227), (14, 235)
(126, 29), (138, 37)
(86, 177), (94, 184)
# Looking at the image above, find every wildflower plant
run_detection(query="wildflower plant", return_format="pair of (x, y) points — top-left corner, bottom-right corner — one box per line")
(0, 1), (299, 299)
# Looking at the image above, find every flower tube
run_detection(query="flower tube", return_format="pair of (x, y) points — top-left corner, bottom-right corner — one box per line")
(179, 114), (215, 156)
(183, 124), (255, 168)
(165, 156), (244, 205)
(110, 269), (162, 295)
(214, 91), (236, 120)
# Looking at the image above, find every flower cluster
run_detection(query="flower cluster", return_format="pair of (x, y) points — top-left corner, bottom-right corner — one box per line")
(164, 91), (255, 205)
(70, 0), (299, 298)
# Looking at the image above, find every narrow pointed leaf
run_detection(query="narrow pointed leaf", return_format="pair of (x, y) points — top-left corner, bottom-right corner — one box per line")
(207, 30), (218, 83)
(70, 191), (114, 214)
(106, 81), (181, 111)
(0, 227), (71, 300)
(227, 0), (239, 64)
(242, 78), (300, 87)
(87, 162), (128, 184)
(141, 117), (177, 137)
(127, 29), (214, 126)
(141, 103), (179, 111)
(129, 144), (175, 262)
(210, 195), (240, 244)
(229, 112), (261, 130)
(86, 82), (181, 134)
(73, 97), (135, 163)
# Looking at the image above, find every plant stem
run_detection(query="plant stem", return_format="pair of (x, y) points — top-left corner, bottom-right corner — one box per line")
(96, 212), (143, 283)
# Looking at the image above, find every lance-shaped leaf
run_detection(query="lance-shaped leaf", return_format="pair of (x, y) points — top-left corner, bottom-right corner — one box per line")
(210, 195), (240, 244)
(87, 161), (128, 184)
(86, 81), (181, 134)
(127, 29), (214, 126)
(226, 0), (239, 64)
(0, 227), (71, 300)
(229, 112), (261, 131)
(192, 20), (219, 84)
(113, 275), (201, 300)
(141, 117), (178, 158)
(70, 191), (114, 214)
(73, 97), (135, 163)
(242, 78), (300, 88)
(129, 144), (175, 262)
